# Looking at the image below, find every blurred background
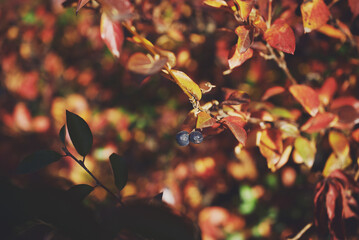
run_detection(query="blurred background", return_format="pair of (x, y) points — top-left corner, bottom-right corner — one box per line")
(1, 0), (358, 239)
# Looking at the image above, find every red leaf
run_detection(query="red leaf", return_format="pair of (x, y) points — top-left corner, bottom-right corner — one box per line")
(348, 0), (359, 18)
(100, 12), (124, 58)
(235, 25), (253, 53)
(318, 77), (337, 106)
(264, 19), (296, 54)
(221, 116), (247, 145)
(261, 86), (285, 100)
(228, 47), (253, 70)
(76, 0), (90, 13)
(301, 0), (330, 33)
(289, 84), (320, 116)
(301, 112), (337, 133)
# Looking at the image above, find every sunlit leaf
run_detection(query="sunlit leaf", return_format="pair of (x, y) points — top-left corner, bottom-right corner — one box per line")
(289, 84), (320, 116)
(259, 129), (283, 169)
(66, 110), (93, 157)
(318, 77), (337, 106)
(170, 70), (202, 101)
(59, 124), (66, 144)
(67, 184), (94, 201)
(234, 0), (254, 19)
(301, 112), (338, 133)
(322, 153), (351, 177)
(262, 86), (285, 101)
(264, 19), (295, 54)
(155, 47), (176, 68)
(235, 25), (253, 53)
(352, 128), (359, 143)
(228, 47), (253, 70)
(252, 12), (267, 32)
(270, 140), (293, 172)
(301, 0), (330, 33)
(100, 12), (124, 58)
(196, 112), (216, 129)
(17, 150), (62, 174)
(317, 24), (346, 42)
(293, 136), (316, 167)
(221, 116), (247, 145)
(329, 131), (350, 158)
(348, 0), (359, 18)
(109, 153), (128, 191)
(127, 53), (168, 75)
(203, 0), (227, 8)
(76, 0), (90, 13)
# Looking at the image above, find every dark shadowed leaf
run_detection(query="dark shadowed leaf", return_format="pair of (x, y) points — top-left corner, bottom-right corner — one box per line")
(100, 12), (124, 58)
(76, 0), (90, 13)
(17, 150), (62, 174)
(59, 124), (66, 144)
(301, 0), (330, 33)
(264, 19), (296, 54)
(109, 153), (128, 191)
(221, 116), (247, 145)
(66, 110), (93, 157)
(289, 84), (320, 116)
(154, 192), (163, 201)
(67, 184), (94, 201)
(348, 0), (359, 18)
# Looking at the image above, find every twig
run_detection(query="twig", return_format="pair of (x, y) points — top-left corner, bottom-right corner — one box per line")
(62, 147), (124, 206)
(286, 222), (313, 240)
(267, 0), (273, 28)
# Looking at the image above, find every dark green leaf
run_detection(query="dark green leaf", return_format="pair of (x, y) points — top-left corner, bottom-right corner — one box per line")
(109, 153), (128, 191)
(67, 184), (94, 201)
(17, 150), (62, 174)
(59, 124), (66, 144)
(66, 110), (93, 157)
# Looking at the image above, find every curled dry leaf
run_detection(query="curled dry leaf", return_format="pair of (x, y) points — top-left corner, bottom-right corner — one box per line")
(100, 12), (124, 58)
(264, 19), (296, 54)
(127, 52), (168, 75)
(235, 25), (253, 53)
(300, 112), (338, 133)
(301, 0), (330, 33)
(289, 84), (320, 117)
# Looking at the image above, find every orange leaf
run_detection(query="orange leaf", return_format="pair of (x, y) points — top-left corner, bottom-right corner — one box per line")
(203, 0), (228, 8)
(76, 0), (90, 13)
(196, 112), (216, 129)
(352, 128), (359, 143)
(289, 84), (320, 116)
(259, 129), (283, 169)
(317, 24), (346, 42)
(301, 0), (330, 33)
(228, 47), (253, 70)
(127, 53), (167, 75)
(235, 25), (253, 53)
(301, 112), (338, 133)
(234, 0), (254, 19)
(221, 116), (247, 145)
(170, 70), (202, 101)
(262, 86), (285, 100)
(318, 77), (337, 106)
(269, 140), (293, 172)
(348, 0), (359, 18)
(100, 12), (124, 58)
(264, 19), (295, 54)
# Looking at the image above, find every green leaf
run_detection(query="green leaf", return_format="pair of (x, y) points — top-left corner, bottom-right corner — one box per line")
(67, 184), (94, 201)
(109, 153), (128, 191)
(59, 124), (66, 144)
(66, 110), (93, 157)
(17, 150), (62, 174)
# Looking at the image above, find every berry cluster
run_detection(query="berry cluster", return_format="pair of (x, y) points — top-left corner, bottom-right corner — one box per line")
(176, 130), (203, 146)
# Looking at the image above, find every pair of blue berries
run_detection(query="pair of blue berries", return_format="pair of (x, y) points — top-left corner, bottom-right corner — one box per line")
(176, 130), (203, 146)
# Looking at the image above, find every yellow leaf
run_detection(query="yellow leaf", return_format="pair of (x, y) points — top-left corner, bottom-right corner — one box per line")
(170, 70), (202, 101)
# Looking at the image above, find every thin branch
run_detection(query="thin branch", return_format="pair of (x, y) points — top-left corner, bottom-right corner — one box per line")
(267, 0), (273, 28)
(62, 147), (124, 206)
(286, 222), (313, 240)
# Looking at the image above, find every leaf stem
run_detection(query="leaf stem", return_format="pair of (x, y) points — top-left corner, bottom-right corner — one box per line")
(267, 0), (273, 28)
(286, 222), (313, 240)
(62, 147), (124, 206)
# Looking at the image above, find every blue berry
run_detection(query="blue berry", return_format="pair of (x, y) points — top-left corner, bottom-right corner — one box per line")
(176, 131), (189, 146)
(189, 131), (203, 144)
